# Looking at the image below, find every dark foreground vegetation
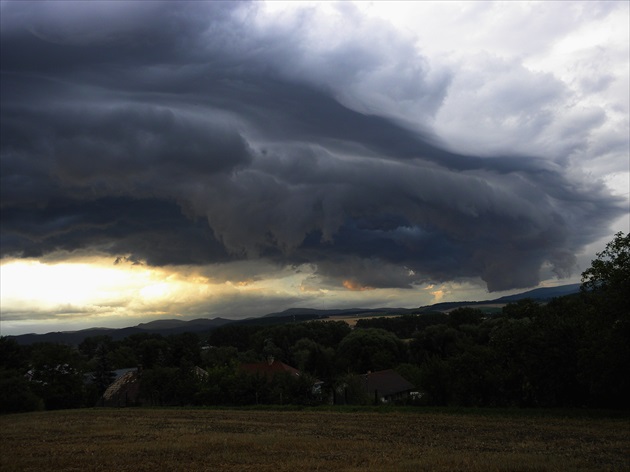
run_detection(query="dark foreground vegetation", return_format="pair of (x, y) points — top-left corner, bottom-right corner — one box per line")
(1, 408), (629, 472)
(1, 233), (628, 412)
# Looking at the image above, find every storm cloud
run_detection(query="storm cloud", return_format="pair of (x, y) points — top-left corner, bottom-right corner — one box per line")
(1, 1), (627, 294)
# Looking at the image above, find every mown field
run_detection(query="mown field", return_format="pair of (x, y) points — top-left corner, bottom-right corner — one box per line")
(1, 408), (628, 471)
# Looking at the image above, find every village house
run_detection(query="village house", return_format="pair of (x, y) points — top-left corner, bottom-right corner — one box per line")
(240, 356), (324, 401)
(98, 366), (208, 407)
(360, 369), (415, 404)
(239, 356), (301, 379)
(99, 367), (141, 407)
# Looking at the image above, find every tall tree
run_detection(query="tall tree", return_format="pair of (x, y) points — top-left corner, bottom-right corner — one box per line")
(580, 231), (630, 407)
(92, 343), (115, 397)
(337, 328), (407, 373)
(581, 231), (629, 319)
(28, 343), (87, 410)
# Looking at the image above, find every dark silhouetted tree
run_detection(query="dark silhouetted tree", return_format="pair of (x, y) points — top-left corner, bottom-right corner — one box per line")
(337, 328), (407, 373)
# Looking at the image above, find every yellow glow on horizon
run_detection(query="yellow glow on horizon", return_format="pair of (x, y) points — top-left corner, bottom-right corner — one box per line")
(0, 259), (197, 311)
(2, 260), (130, 306)
(0, 258), (322, 333)
(1, 257), (498, 336)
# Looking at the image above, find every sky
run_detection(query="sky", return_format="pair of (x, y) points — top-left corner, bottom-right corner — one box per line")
(1, 1), (628, 336)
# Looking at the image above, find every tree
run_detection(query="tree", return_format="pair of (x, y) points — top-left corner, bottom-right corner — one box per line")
(137, 338), (170, 369)
(337, 328), (407, 373)
(0, 337), (28, 371)
(448, 307), (484, 327)
(449, 345), (502, 406)
(168, 333), (202, 367)
(28, 343), (87, 410)
(0, 369), (44, 413)
(581, 231), (630, 318)
(206, 325), (258, 351)
(91, 343), (115, 398)
(501, 299), (544, 320)
(409, 324), (464, 363)
(79, 335), (114, 359)
(0, 337), (43, 413)
(139, 366), (179, 406)
(333, 373), (370, 405)
(291, 338), (335, 381)
(418, 356), (454, 405)
(575, 232), (630, 406)
(107, 345), (137, 369)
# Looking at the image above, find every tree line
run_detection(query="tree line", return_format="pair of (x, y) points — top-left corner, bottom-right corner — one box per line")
(1, 232), (628, 412)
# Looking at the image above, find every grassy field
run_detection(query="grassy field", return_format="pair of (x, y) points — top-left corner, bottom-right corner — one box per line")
(1, 408), (628, 471)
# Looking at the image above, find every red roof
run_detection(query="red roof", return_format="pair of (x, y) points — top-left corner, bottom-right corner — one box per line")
(361, 369), (414, 397)
(240, 359), (301, 378)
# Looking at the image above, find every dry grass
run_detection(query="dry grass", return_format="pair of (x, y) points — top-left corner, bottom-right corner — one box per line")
(1, 408), (628, 471)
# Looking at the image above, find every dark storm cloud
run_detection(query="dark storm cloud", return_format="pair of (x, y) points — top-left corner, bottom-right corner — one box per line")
(1, 197), (229, 266)
(1, 1), (625, 292)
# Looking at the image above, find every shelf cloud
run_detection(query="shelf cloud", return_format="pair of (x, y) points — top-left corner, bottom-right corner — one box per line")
(1, 0), (627, 307)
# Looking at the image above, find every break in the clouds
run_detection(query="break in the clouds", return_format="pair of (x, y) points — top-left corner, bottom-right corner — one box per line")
(1, 1), (628, 324)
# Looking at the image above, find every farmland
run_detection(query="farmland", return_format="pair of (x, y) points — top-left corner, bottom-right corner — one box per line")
(1, 408), (628, 471)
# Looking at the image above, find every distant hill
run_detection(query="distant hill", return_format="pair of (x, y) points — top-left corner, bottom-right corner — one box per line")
(7, 284), (581, 345)
(261, 307), (414, 319)
(135, 318), (232, 332)
(492, 283), (581, 303)
(9, 317), (232, 345)
(417, 283), (581, 312)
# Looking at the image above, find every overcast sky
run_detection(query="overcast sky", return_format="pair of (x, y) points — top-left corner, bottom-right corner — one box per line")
(1, 1), (628, 335)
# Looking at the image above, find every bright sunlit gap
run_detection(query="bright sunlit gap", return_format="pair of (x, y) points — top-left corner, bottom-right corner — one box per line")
(0, 260), (177, 308)
(0, 259), (223, 334)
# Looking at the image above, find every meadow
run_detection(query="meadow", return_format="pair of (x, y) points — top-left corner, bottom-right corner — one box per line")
(1, 408), (628, 471)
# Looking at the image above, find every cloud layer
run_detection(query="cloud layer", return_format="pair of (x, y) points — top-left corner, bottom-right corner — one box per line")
(1, 1), (627, 296)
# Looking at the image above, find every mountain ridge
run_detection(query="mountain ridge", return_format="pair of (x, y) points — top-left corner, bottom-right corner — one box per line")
(6, 283), (580, 345)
